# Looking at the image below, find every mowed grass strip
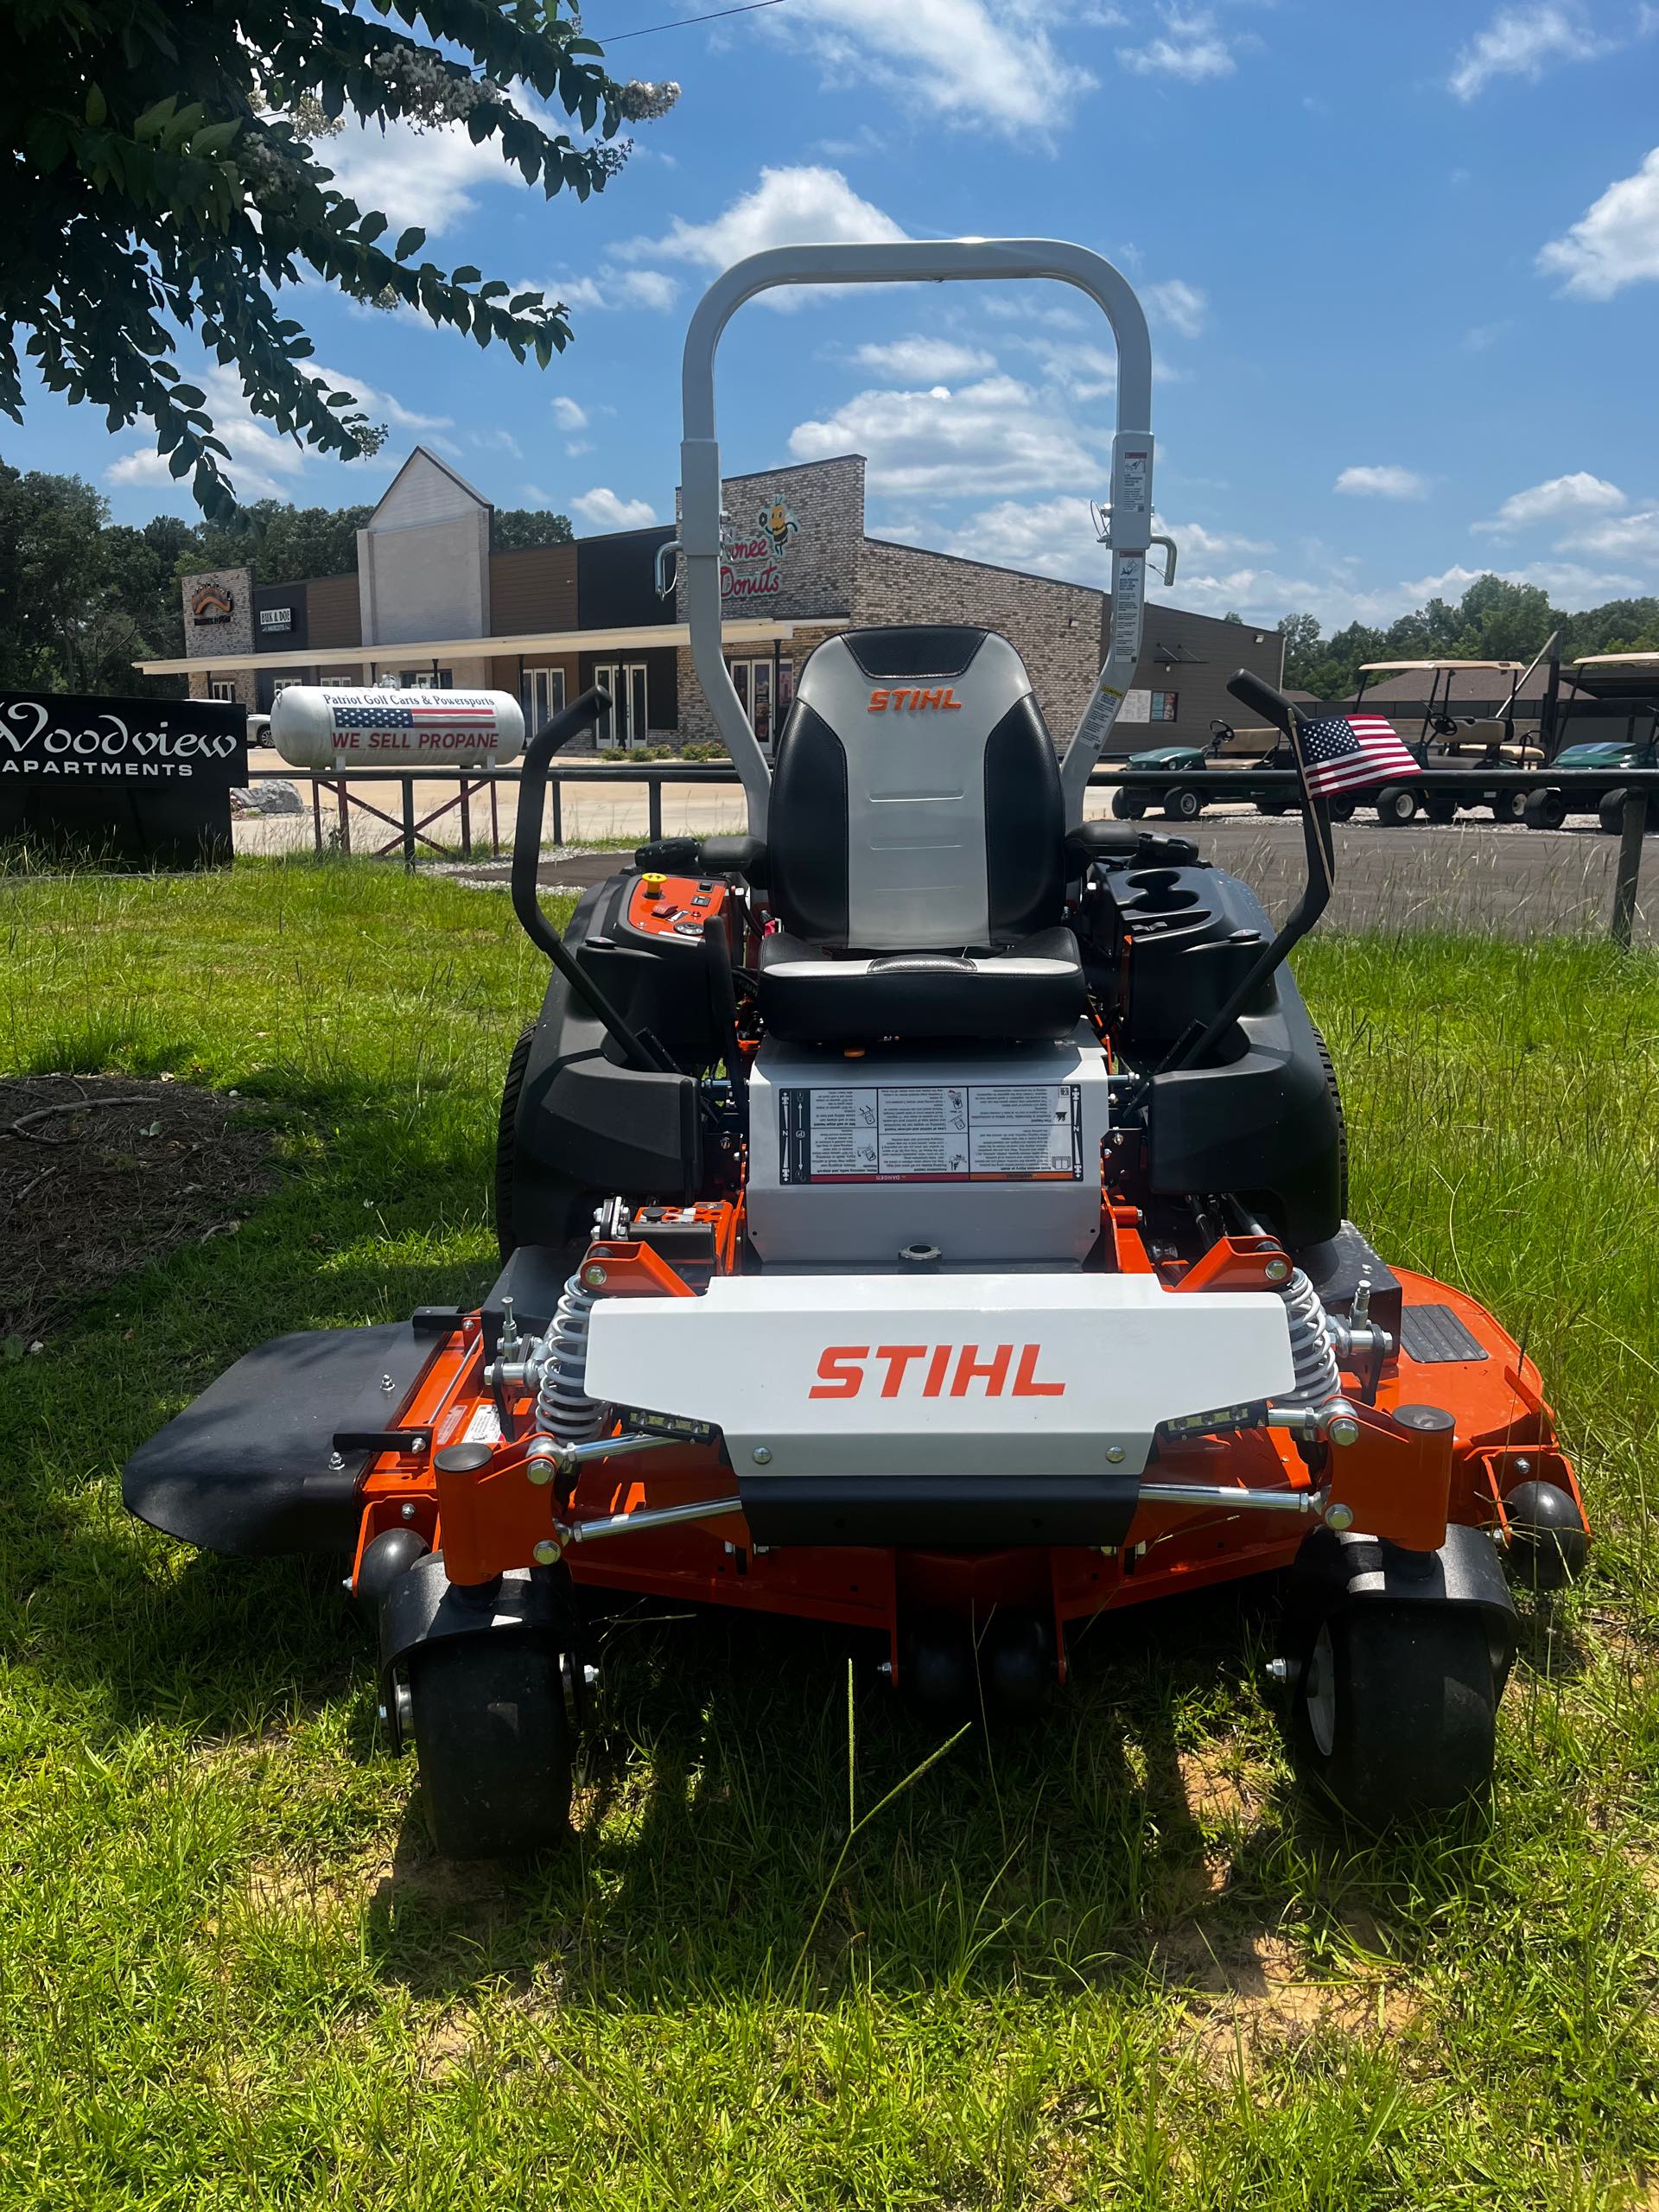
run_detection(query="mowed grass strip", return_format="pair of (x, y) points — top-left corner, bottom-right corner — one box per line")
(2, 856), (1658, 2211)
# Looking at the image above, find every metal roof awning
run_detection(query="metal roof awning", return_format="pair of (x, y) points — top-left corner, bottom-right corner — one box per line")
(135, 615), (845, 678)
(1571, 651), (1659, 669)
(1357, 658), (1525, 673)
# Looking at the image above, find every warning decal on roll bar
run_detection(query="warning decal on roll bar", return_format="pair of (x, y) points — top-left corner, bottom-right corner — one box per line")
(779, 1084), (1083, 1185)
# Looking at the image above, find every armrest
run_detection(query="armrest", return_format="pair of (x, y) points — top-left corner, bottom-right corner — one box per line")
(1065, 823), (1201, 873)
(698, 835), (769, 885)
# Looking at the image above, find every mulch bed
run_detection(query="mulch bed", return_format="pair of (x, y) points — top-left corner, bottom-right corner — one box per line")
(0, 1076), (277, 1348)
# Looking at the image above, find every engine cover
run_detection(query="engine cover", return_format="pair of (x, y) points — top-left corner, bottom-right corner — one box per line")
(746, 1027), (1111, 1268)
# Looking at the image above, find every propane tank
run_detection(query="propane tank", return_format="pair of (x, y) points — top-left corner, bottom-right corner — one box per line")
(270, 686), (524, 770)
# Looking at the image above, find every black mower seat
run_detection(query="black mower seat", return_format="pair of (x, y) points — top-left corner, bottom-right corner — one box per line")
(758, 925), (1085, 1043)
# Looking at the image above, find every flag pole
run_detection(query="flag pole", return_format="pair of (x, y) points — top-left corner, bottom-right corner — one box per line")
(1281, 701), (1337, 899)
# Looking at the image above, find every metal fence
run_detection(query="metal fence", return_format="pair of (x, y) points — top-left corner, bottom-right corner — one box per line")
(244, 762), (1656, 950)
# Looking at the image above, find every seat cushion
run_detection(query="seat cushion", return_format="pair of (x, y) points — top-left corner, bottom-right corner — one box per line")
(758, 925), (1086, 1043)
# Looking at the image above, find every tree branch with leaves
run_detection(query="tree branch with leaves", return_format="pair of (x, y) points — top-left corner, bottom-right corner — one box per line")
(1, 1), (676, 518)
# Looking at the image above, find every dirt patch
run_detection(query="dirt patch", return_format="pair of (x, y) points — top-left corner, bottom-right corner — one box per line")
(1154, 1916), (1418, 2073)
(1176, 1745), (1264, 1826)
(0, 1074), (276, 1344)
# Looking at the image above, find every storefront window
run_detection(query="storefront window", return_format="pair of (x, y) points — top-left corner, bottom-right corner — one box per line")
(1150, 690), (1179, 722)
(397, 669), (453, 689)
(207, 679), (235, 702)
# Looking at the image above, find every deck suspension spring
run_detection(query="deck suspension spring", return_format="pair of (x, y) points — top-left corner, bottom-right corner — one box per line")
(1279, 1267), (1342, 1407)
(532, 1273), (606, 1441)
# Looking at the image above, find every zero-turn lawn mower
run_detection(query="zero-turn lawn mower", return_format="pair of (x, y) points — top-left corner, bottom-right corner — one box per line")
(124, 238), (1589, 1855)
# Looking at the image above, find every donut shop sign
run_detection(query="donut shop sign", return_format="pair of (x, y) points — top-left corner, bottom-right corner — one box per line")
(721, 498), (800, 602)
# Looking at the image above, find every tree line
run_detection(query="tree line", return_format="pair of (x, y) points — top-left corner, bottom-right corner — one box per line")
(1277, 574), (1659, 702)
(0, 460), (571, 696)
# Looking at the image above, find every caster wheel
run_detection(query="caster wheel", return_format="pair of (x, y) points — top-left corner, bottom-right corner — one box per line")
(1503, 1479), (1589, 1592)
(980, 1611), (1055, 1719)
(408, 1632), (572, 1857)
(357, 1526), (430, 1617)
(1111, 788), (1147, 820)
(899, 1610), (976, 1714)
(1523, 788), (1567, 831)
(1497, 790), (1528, 823)
(1287, 1605), (1497, 1829)
(1164, 787), (1203, 823)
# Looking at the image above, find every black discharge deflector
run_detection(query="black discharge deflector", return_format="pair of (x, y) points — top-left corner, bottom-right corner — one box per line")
(122, 1321), (435, 1556)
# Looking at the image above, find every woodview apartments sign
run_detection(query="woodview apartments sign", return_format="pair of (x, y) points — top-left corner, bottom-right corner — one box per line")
(0, 690), (248, 868)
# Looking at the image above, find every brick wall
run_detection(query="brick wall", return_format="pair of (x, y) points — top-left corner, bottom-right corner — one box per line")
(857, 539), (1103, 739)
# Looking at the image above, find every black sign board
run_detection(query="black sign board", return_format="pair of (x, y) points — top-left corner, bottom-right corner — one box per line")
(0, 690), (248, 868)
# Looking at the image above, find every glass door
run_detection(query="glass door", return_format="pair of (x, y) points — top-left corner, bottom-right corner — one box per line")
(592, 663), (649, 750)
(728, 657), (777, 747)
(521, 666), (566, 734)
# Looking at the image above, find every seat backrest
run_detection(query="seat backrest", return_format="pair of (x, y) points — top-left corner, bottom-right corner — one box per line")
(767, 626), (1064, 951)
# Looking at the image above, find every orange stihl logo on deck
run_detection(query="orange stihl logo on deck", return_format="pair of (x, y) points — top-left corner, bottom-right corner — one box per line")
(809, 1344), (1065, 1399)
(868, 688), (963, 712)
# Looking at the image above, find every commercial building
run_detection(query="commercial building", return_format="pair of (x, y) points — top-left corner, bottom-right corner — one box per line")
(142, 448), (1283, 754)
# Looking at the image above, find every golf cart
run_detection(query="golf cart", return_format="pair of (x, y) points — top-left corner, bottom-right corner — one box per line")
(1524, 652), (1659, 832)
(1339, 654), (1550, 826)
(123, 237), (1586, 1855)
(1109, 721), (1235, 823)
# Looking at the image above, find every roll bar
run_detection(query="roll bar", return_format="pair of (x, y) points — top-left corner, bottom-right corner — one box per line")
(678, 238), (1154, 834)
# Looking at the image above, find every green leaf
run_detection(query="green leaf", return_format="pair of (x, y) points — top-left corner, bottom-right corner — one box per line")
(451, 264), (481, 285)
(168, 384), (205, 407)
(394, 226), (425, 260)
(133, 94), (177, 143)
(85, 84), (108, 127)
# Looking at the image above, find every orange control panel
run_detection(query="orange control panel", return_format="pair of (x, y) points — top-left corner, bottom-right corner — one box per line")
(627, 871), (729, 940)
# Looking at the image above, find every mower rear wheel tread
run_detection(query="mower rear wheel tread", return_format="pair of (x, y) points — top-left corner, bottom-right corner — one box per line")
(1311, 1023), (1348, 1217)
(408, 1630), (571, 1858)
(494, 1022), (535, 1262)
(1290, 1604), (1496, 1830)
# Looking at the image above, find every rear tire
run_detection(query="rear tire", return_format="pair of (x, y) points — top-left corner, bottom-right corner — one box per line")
(1111, 787), (1147, 820)
(1423, 791), (1458, 825)
(1325, 797), (1356, 824)
(1311, 1024), (1349, 1217)
(1289, 1605), (1496, 1829)
(408, 1630), (572, 1858)
(494, 1022), (534, 1262)
(1165, 786), (1203, 823)
(1523, 787), (1567, 830)
(1496, 790), (1528, 823)
(1599, 788), (1630, 836)
(1375, 785), (1418, 826)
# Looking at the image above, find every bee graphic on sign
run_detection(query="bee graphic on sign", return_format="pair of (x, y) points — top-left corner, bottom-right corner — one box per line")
(758, 500), (798, 555)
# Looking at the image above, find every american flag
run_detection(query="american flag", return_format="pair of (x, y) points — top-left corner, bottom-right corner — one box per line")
(332, 702), (494, 729)
(1299, 712), (1419, 798)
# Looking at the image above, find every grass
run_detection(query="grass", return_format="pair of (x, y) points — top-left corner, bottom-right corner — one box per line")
(2, 855), (1658, 2210)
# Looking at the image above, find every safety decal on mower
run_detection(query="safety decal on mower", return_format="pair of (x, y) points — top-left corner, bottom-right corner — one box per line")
(778, 1083), (1084, 1185)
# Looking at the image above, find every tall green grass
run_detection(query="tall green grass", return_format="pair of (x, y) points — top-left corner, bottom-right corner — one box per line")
(2, 857), (1656, 2210)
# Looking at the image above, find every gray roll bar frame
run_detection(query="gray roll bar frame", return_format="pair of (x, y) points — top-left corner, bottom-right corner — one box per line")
(678, 238), (1154, 834)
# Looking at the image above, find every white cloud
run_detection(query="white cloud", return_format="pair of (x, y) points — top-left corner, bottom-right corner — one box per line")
(1166, 518), (1276, 560)
(622, 167), (907, 294)
(1554, 507), (1659, 560)
(1471, 471), (1626, 532)
(1448, 4), (1605, 99)
(852, 337), (998, 381)
(789, 375), (1099, 499)
(1536, 146), (1659, 297)
(868, 499), (1273, 588)
(105, 364), (381, 500)
(1142, 277), (1207, 336)
(764, 0), (1096, 135)
(1119, 9), (1238, 80)
(1011, 336), (1120, 400)
(1402, 559), (1646, 607)
(1335, 464), (1430, 500)
(570, 486), (658, 530)
(320, 117), (526, 238)
(550, 397), (588, 431)
(307, 365), (451, 434)
(469, 428), (524, 459)
(552, 267), (682, 314)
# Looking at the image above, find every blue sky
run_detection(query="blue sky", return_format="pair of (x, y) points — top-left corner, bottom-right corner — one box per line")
(14, 0), (1659, 630)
